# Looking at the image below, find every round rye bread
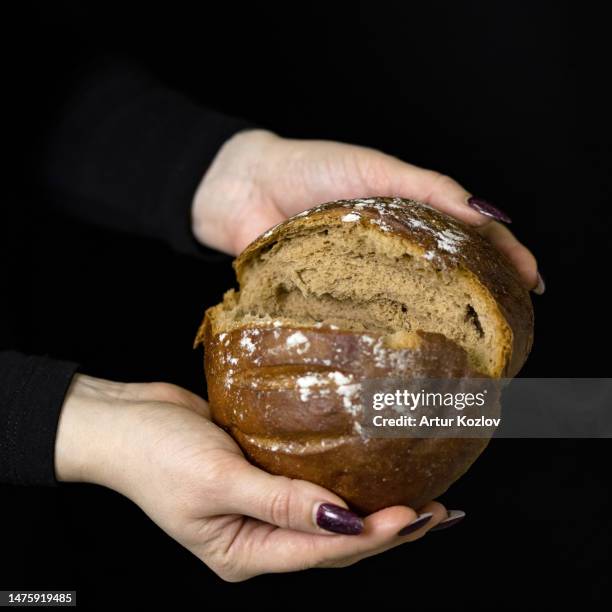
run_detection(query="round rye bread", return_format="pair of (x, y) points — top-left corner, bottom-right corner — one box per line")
(195, 198), (534, 514)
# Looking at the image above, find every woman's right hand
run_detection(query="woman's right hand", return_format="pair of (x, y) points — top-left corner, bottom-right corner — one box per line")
(54, 374), (451, 581)
(193, 129), (543, 294)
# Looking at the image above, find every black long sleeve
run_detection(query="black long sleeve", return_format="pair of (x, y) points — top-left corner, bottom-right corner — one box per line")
(0, 352), (78, 486)
(3, 47), (255, 484)
(2, 63), (253, 483)
(43, 61), (254, 257)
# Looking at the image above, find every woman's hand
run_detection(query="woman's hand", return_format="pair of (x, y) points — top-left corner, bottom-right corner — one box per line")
(55, 374), (451, 582)
(193, 129), (543, 293)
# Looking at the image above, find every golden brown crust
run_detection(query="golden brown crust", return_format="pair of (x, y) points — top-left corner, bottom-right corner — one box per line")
(234, 433), (489, 514)
(204, 321), (478, 435)
(202, 318), (493, 513)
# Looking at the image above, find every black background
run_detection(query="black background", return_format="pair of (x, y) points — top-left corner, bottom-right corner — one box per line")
(2, 1), (610, 609)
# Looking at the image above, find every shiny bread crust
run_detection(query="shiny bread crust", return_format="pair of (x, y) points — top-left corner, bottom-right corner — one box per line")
(195, 198), (533, 513)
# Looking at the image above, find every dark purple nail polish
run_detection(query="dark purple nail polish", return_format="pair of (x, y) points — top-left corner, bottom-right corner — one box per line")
(316, 503), (364, 535)
(532, 271), (546, 295)
(397, 512), (433, 536)
(430, 510), (466, 532)
(467, 196), (512, 223)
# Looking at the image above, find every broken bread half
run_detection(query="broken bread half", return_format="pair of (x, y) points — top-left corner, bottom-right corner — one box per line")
(195, 198), (534, 513)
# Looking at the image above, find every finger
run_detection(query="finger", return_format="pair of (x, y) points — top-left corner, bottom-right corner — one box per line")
(117, 382), (211, 418)
(381, 156), (490, 225)
(380, 155), (539, 289)
(223, 462), (365, 535)
(168, 388), (211, 419)
(477, 221), (538, 289)
(149, 383), (211, 419)
(326, 501), (448, 568)
(229, 502), (447, 575)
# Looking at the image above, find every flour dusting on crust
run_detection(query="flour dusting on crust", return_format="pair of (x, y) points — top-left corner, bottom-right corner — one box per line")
(286, 331), (310, 354)
(286, 198), (473, 263)
(294, 370), (362, 416)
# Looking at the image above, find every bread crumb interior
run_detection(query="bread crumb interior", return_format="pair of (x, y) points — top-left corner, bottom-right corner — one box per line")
(215, 223), (506, 375)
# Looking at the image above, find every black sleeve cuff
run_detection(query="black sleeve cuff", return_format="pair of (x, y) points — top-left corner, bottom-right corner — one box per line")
(0, 352), (79, 486)
(157, 108), (255, 259)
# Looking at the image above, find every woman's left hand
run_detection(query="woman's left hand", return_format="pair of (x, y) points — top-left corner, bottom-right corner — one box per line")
(55, 375), (448, 582)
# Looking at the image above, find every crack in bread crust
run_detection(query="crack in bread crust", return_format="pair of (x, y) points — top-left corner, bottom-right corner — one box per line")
(232, 197), (532, 377)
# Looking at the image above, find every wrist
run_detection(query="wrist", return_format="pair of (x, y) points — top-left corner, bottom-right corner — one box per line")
(191, 128), (280, 254)
(54, 374), (131, 486)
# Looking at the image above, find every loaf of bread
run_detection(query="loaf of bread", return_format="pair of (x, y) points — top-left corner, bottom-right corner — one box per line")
(195, 198), (534, 513)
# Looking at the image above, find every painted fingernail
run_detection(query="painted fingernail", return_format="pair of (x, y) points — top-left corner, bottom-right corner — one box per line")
(397, 512), (433, 536)
(429, 510), (466, 532)
(467, 196), (512, 223)
(532, 271), (546, 295)
(316, 503), (364, 535)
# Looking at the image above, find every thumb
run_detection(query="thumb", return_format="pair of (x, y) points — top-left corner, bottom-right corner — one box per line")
(224, 462), (364, 535)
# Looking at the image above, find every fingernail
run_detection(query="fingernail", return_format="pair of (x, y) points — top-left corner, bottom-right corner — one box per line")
(532, 271), (546, 295)
(397, 512), (433, 536)
(467, 196), (512, 223)
(429, 509), (466, 532)
(316, 503), (364, 535)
